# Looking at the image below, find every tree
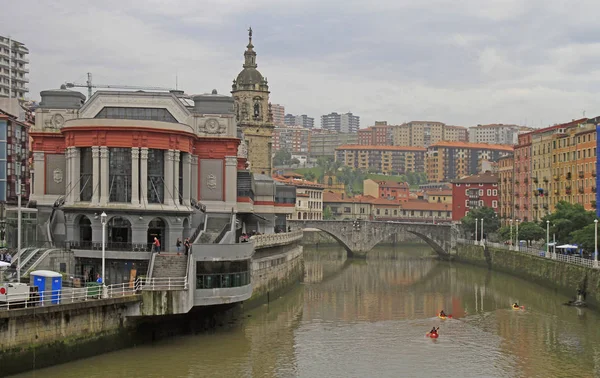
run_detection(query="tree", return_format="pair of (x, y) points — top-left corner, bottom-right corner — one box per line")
(517, 222), (545, 246)
(460, 207), (500, 240)
(323, 206), (333, 220)
(290, 158), (300, 165)
(541, 201), (596, 244)
(570, 224), (596, 252)
(497, 225), (512, 242)
(304, 171), (316, 182)
(273, 149), (292, 166)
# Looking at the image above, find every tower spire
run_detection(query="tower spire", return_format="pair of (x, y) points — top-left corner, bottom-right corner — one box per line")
(243, 26), (257, 69)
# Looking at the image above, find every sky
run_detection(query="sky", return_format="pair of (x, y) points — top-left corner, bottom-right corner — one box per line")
(3, 0), (600, 128)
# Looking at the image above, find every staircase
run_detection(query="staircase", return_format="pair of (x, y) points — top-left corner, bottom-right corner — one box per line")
(150, 254), (188, 279)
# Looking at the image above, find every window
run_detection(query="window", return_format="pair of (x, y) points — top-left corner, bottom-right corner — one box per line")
(465, 200), (469, 207)
(109, 148), (132, 202)
(148, 149), (164, 204)
(95, 107), (177, 123)
(80, 148), (93, 201)
(487, 189), (491, 196)
(492, 189), (497, 196)
(492, 200), (498, 208)
(479, 189), (483, 196)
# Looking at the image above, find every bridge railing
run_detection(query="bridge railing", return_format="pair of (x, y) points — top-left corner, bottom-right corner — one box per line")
(137, 277), (188, 291)
(250, 230), (303, 249)
(457, 238), (599, 269)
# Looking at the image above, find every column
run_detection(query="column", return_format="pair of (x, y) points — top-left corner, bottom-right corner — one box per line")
(131, 148), (140, 205)
(64, 147), (72, 204)
(99, 146), (109, 204)
(164, 149), (175, 205)
(72, 147), (80, 202)
(225, 156), (237, 203)
(182, 153), (192, 206)
(32, 152), (45, 196)
(140, 148), (148, 206)
(191, 155), (198, 200)
(173, 150), (180, 205)
(91, 146), (100, 205)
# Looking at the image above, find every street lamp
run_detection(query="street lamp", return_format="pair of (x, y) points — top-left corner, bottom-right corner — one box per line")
(510, 219), (513, 248)
(16, 179), (21, 282)
(595, 219), (598, 268)
(480, 218), (484, 246)
(101, 212), (107, 298)
(546, 220), (550, 258)
(475, 218), (478, 243)
(515, 219), (520, 251)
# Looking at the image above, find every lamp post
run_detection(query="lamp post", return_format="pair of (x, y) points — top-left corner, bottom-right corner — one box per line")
(475, 218), (478, 243)
(101, 212), (107, 298)
(16, 179), (21, 282)
(480, 218), (484, 245)
(546, 220), (550, 258)
(515, 219), (519, 251)
(595, 219), (598, 268)
(510, 219), (513, 248)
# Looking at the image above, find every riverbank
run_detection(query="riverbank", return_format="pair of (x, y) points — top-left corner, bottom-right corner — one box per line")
(455, 243), (600, 307)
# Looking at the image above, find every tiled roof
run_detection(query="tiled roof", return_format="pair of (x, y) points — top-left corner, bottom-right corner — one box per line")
(400, 200), (452, 211)
(428, 141), (513, 152)
(451, 171), (499, 184)
(335, 145), (427, 152)
(426, 190), (452, 196)
(273, 175), (324, 189)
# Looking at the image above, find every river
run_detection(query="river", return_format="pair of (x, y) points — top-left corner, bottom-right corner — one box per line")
(10, 244), (600, 378)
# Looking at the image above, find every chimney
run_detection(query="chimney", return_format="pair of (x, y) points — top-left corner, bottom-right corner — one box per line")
(341, 193), (345, 200)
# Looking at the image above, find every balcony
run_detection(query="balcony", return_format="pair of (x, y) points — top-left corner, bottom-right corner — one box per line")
(553, 175), (559, 181)
(515, 204), (520, 209)
(524, 178), (529, 184)
(566, 189), (572, 195)
(593, 186), (597, 193)
(579, 187), (585, 194)
(593, 171), (597, 177)
(579, 171), (585, 178)
(566, 172), (572, 180)
(515, 180), (520, 185)
(543, 177), (549, 183)
(515, 192), (520, 197)
(533, 204), (539, 209)
(543, 204), (549, 210)
(533, 177), (539, 184)
(593, 201), (597, 209)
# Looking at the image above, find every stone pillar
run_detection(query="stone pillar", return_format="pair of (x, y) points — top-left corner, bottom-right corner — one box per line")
(191, 155), (198, 200)
(91, 147), (100, 205)
(225, 156), (237, 203)
(99, 146), (109, 205)
(33, 152), (45, 196)
(140, 148), (148, 206)
(131, 148), (140, 205)
(182, 153), (192, 206)
(164, 149), (175, 206)
(71, 147), (81, 202)
(173, 150), (180, 205)
(64, 147), (72, 204)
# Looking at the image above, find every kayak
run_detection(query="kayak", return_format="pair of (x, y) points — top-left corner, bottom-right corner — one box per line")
(512, 306), (524, 310)
(438, 314), (452, 319)
(426, 332), (439, 338)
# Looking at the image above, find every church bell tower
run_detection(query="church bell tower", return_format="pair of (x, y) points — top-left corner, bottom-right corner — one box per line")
(232, 27), (274, 175)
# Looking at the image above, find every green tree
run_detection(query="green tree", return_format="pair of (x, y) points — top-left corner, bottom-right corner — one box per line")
(303, 171), (316, 182)
(570, 224), (596, 252)
(460, 207), (500, 240)
(273, 149), (292, 166)
(541, 201), (596, 244)
(497, 225), (512, 242)
(323, 206), (333, 220)
(517, 222), (545, 246)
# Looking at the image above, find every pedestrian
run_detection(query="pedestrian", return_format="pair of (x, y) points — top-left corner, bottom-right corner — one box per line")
(153, 237), (161, 254)
(176, 238), (182, 255)
(96, 273), (102, 284)
(184, 238), (190, 256)
(5, 252), (11, 264)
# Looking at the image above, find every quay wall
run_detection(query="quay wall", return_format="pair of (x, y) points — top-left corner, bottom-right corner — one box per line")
(455, 243), (600, 307)
(0, 296), (141, 377)
(247, 242), (304, 308)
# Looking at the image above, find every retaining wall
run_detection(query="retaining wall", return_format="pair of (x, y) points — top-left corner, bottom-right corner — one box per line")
(456, 243), (600, 307)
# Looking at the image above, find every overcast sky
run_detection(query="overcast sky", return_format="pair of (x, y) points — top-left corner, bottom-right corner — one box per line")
(4, 0), (600, 128)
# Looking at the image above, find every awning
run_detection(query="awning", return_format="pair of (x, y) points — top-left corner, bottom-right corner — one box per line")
(556, 244), (578, 249)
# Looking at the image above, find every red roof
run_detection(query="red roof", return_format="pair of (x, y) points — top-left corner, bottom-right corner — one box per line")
(336, 145), (427, 152)
(429, 141), (513, 152)
(273, 175), (324, 189)
(400, 200), (452, 211)
(451, 171), (499, 184)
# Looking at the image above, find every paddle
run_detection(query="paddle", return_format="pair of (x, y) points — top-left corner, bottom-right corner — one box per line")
(426, 327), (440, 337)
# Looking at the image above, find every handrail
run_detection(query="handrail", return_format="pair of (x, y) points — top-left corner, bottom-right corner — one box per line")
(147, 252), (157, 279)
(250, 230), (304, 249)
(137, 277), (187, 291)
(24, 248), (61, 276)
(191, 222), (206, 244)
(214, 223), (231, 244)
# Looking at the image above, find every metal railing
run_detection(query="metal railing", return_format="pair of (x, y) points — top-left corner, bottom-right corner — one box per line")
(137, 277), (188, 291)
(0, 281), (138, 311)
(68, 241), (153, 252)
(250, 230), (304, 249)
(457, 239), (599, 269)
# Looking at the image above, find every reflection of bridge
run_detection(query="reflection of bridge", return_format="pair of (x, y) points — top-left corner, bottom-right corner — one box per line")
(288, 220), (458, 257)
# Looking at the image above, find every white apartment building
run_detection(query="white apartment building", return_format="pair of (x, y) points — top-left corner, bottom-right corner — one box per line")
(0, 36), (29, 99)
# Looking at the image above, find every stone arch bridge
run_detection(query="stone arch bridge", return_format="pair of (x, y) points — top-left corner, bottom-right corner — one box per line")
(288, 220), (459, 258)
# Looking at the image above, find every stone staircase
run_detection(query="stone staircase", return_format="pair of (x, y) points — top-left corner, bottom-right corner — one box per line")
(150, 254), (188, 279)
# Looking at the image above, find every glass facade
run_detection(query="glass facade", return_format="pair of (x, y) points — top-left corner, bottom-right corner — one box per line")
(148, 149), (164, 204)
(196, 260), (251, 289)
(80, 147), (93, 201)
(95, 107), (177, 123)
(109, 148), (132, 202)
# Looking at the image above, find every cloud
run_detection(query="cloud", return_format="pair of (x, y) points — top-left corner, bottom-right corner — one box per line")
(3, 0), (600, 127)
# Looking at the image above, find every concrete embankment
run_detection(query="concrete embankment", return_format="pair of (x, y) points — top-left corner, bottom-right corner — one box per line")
(455, 243), (600, 307)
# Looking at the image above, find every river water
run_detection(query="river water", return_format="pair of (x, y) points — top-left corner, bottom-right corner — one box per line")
(11, 244), (600, 378)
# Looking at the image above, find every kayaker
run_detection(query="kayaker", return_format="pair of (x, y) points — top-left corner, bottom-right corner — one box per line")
(439, 310), (446, 317)
(512, 303), (519, 309)
(429, 327), (438, 335)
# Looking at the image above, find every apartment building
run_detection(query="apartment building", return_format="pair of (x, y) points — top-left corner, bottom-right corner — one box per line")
(444, 126), (469, 142)
(309, 130), (358, 158)
(0, 110), (29, 204)
(451, 172), (499, 221)
(321, 112), (360, 133)
(272, 126), (311, 154)
(391, 122), (467, 147)
(270, 104), (285, 127)
(363, 179), (410, 201)
(284, 113), (314, 129)
(358, 121), (393, 145)
(468, 124), (533, 145)
(513, 132), (533, 221)
(498, 154), (514, 224)
(0, 36), (29, 99)
(335, 145), (426, 175)
(274, 175), (324, 220)
(426, 141), (513, 183)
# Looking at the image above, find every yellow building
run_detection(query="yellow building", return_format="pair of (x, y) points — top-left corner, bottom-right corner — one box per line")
(498, 154), (514, 224)
(335, 145), (426, 174)
(424, 189), (452, 204)
(391, 122), (467, 147)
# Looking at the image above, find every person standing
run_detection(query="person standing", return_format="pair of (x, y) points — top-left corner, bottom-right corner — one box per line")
(153, 237), (161, 254)
(184, 238), (190, 256)
(176, 238), (182, 255)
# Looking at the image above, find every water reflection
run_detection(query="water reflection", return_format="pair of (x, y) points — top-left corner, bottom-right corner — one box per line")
(11, 243), (600, 378)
